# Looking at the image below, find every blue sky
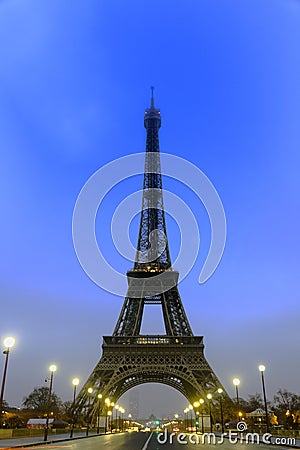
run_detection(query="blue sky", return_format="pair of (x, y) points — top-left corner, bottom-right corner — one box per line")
(0, 0), (300, 418)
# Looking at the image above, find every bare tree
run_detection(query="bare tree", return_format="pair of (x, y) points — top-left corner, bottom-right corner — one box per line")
(22, 387), (62, 415)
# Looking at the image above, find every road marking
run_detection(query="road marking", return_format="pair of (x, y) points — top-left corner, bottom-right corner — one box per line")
(141, 432), (153, 450)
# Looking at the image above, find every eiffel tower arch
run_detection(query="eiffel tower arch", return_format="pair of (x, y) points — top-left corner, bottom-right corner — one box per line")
(75, 90), (230, 418)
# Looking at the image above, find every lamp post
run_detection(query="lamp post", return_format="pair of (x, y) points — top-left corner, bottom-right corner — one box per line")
(217, 388), (224, 433)
(120, 408), (125, 431)
(110, 402), (115, 431)
(233, 378), (240, 421)
(70, 378), (79, 438)
(104, 398), (110, 433)
(115, 404), (119, 431)
(188, 404), (193, 430)
(199, 399), (204, 433)
(259, 365), (270, 434)
(97, 393), (102, 434)
(108, 410), (112, 432)
(0, 337), (15, 428)
(86, 387), (93, 436)
(183, 408), (188, 430)
(118, 407), (122, 432)
(44, 364), (57, 442)
(207, 394), (213, 433)
(128, 413), (132, 429)
(193, 402), (200, 434)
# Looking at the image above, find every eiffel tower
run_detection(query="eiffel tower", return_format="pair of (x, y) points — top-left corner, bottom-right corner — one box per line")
(76, 89), (229, 417)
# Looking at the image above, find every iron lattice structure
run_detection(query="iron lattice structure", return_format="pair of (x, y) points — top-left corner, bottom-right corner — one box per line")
(75, 90), (229, 418)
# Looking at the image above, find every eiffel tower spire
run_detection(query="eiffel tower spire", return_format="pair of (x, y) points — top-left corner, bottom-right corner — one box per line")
(135, 87), (171, 270)
(74, 94), (230, 419)
(113, 89), (193, 337)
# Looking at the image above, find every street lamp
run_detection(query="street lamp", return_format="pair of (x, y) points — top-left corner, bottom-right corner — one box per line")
(70, 377), (80, 438)
(120, 407), (125, 431)
(233, 378), (241, 420)
(86, 387), (93, 436)
(193, 402), (200, 434)
(105, 398), (110, 433)
(189, 404), (193, 430)
(199, 399), (204, 433)
(259, 365), (270, 434)
(115, 404), (120, 431)
(184, 408), (188, 430)
(0, 337), (15, 428)
(110, 402), (115, 431)
(207, 394), (213, 433)
(97, 393), (102, 434)
(107, 410), (112, 432)
(119, 407), (125, 431)
(217, 388), (224, 433)
(44, 364), (57, 442)
(118, 407), (122, 431)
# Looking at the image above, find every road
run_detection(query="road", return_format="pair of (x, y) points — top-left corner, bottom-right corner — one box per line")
(6, 431), (296, 450)
(32, 432), (150, 450)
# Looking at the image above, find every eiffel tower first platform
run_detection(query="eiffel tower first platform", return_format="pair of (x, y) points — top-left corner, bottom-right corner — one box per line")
(75, 90), (229, 417)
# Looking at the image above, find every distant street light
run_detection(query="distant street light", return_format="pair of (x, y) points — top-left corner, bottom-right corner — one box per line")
(120, 407), (125, 431)
(108, 410), (112, 432)
(110, 402), (115, 431)
(104, 398), (110, 433)
(193, 401), (200, 434)
(0, 337), (15, 429)
(184, 408), (188, 430)
(189, 404), (193, 430)
(217, 388), (224, 433)
(207, 394), (213, 433)
(70, 377), (80, 438)
(233, 378), (241, 420)
(97, 393), (102, 434)
(199, 399), (204, 433)
(259, 365), (270, 434)
(86, 387), (93, 436)
(115, 404), (120, 431)
(118, 406), (122, 431)
(44, 364), (57, 442)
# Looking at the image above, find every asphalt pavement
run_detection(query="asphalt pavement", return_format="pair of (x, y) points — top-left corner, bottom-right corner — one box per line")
(0, 431), (151, 450)
(33, 432), (150, 450)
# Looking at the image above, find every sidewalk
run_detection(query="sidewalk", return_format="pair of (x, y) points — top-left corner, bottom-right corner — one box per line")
(0, 431), (102, 449)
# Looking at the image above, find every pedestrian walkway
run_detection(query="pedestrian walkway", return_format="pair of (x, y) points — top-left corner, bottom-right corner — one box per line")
(0, 431), (101, 449)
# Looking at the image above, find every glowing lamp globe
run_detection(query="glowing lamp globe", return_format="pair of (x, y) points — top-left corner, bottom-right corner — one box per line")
(4, 337), (15, 348)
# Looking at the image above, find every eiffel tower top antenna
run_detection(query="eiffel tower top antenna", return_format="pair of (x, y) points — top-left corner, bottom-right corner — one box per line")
(151, 86), (155, 108)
